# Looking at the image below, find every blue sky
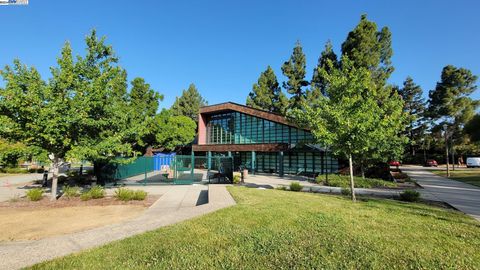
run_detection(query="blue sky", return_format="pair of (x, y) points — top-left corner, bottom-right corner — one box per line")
(1, 0), (479, 109)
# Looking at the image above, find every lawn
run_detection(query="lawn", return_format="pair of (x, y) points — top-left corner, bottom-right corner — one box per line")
(432, 169), (480, 187)
(31, 187), (480, 269)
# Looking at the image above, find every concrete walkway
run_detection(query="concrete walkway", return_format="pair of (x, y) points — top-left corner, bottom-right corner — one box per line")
(0, 184), (236, 270)
(0, 173), (51, 202)
(402, 166), (480, 221)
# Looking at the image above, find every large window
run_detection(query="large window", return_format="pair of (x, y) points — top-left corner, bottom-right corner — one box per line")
(206, 111), (314, 145)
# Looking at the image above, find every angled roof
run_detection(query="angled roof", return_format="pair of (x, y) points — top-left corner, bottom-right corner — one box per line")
(200, 102), (307, 129)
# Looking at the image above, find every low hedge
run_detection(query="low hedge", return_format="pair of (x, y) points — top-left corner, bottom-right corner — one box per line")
(317, 174), (397, 188)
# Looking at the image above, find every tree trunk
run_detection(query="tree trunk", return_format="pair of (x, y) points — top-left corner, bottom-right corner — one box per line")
(50, 156), (59, 201)
(348, 154), (356, 202)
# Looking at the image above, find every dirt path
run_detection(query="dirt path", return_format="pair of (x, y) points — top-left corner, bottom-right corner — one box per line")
(0, 205), (146, 242)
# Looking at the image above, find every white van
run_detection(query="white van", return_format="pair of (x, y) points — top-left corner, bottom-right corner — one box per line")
(466, 157), (480, 168)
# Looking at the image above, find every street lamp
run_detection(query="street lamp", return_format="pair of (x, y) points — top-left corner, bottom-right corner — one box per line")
(443, 124), (450, 177)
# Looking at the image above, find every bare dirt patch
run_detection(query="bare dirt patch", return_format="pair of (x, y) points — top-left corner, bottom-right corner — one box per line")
(0, 195), (159, 242)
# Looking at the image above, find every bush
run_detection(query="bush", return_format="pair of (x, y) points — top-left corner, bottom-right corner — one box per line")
(319, 174), (397, 188)
(0, 167), (28, 174)
(133, 190), (147, 200)
(80, 186), (105, 201)
(400, 189), (420, 202)
(341, 188), (352, 196)
(26, 188), (44, 201)
(114, 188), (147, 201)
(89, 186), (105, 199)
(289, 182), (303, 192)
(63, 186), (80, 199)
(80, 192), (92, 201)
(232, 175), (241, 184)
(276, 186), (287, 191)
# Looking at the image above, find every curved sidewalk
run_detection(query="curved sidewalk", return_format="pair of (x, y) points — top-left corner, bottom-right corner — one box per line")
(0, 184), (236, 270)
(402, 166), (480, 221)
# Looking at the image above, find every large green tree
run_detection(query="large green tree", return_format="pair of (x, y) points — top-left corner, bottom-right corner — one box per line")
(291, 57), (407, 201)
(282, 41), (309, 110)
(341, 14), (393, 88)
(246, 66), (288, 114)
(171, 83), (207, 122)
(126, 77), (164, 154)
(0, 31), (133, 199)
(397, 77), (426, 158)
(427, 65), (478, 126)
(308, 40), (339, 104)
(156, 109), (196, 151)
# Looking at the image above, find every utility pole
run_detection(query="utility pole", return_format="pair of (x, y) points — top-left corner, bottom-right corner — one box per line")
(443, 124), (450, 177)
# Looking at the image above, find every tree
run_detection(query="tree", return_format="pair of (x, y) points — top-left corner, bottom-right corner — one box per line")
(341, 14), (394, 88)
(465, 114), (480, 143)
(308, 40), (339, 105)
(126, 77), (164, 154)
(246, 66), (288, 114)
(397, 77), (426, 157)
(282, 41), (309, 110)
(156, 109), (196, 151)
(290, 57), (407, 201)
(0, 31), (133, 200)
(427, 65), (478, 126)
(171, 83), (207, 122)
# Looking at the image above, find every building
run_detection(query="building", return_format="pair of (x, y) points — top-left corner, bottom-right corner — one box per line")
(192, 102), (338, 177)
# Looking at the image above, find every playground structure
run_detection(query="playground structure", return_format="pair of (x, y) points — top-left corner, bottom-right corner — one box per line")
(108, 154), (233, 185)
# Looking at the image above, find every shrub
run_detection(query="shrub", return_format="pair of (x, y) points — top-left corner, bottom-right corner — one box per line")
(26, 188), (43, 201)
(80, 186), (105, 201)
(276, 186), (287, 191)
(89, 186), (105, 199)
(399, 189), (420, 202)
(341, 188), (352, 196)
(63, 186), (80, 199)
(1, 167), (28, 174)
(80, 192), (92, 201)
(322, 174), (397, 189)
(133, 190), (147, 200)
(289, 182), (303, 192)
(114, 188), (147, 201)
(232, 175), (241, 184)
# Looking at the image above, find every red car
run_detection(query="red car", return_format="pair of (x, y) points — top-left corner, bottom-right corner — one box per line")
(389, 160), (401, 167)
(425, 159), (438, 167)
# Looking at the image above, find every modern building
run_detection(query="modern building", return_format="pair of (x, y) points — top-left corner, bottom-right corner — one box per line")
(192, 102), (338, 177)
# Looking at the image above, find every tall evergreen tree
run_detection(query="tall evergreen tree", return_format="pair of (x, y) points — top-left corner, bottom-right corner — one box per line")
(465, 114), (480, 143)
(281, 41), (309, 110)
(427, 65), (479, 126)
(307, 41), (339, 105)
(126, 77), (164, 153)
(246, 66), (288, 114)
(397, 77), (426, 157)
(171, 83), (207, 122)
(341, 14), (393, 88)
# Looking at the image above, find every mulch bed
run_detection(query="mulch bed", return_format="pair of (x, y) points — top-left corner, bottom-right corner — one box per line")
(0, 195), (160, 209)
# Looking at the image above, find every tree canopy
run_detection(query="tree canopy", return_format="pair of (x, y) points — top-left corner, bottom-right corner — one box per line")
(282, 41), (309, 110)
(341, 14), (393, 87)
(291, 57), (407, 201)
(247, 66), (288, 114)
(171, 83), (207, 122)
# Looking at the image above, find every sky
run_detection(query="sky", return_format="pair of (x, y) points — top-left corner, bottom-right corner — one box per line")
(1, 0), (479, 109)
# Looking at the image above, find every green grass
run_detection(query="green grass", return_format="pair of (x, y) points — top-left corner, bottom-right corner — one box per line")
(31, 187), (480, 269)
(319, 174), (398, 188)
(432, 169), (480, 187)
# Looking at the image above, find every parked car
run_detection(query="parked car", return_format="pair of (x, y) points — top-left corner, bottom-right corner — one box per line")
(425, 159), (438, 167)
(466, 157), (480, 168)
(388, 160), (401, 167)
